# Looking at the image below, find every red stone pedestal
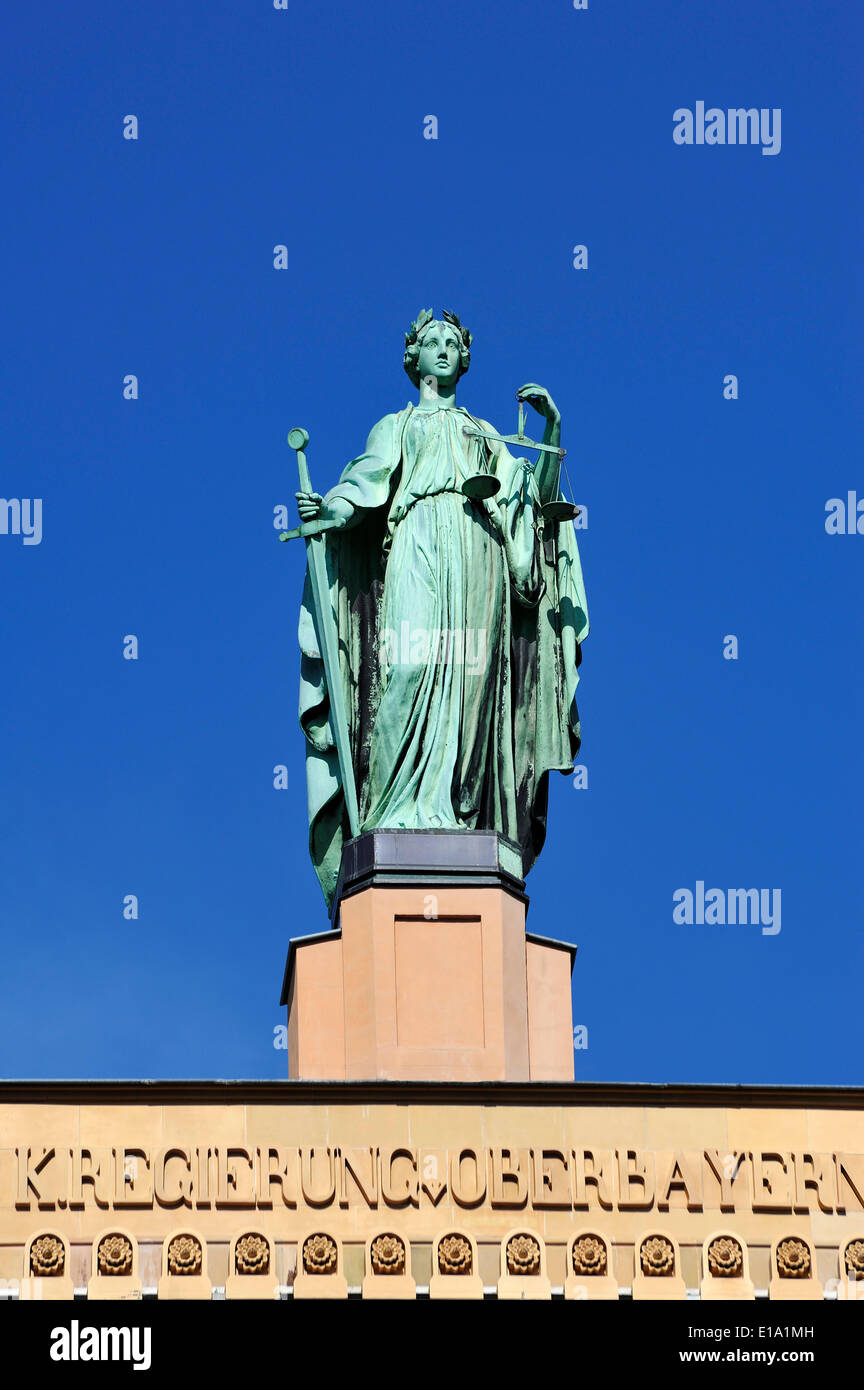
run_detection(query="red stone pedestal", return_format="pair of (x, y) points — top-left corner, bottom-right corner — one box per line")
(281, 832), (576, 1083)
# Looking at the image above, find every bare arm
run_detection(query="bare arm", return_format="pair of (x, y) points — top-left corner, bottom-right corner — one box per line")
(516, 383), (562, 506)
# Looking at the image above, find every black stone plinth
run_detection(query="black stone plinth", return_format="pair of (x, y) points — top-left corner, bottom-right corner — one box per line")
(331, 829), (527, 923)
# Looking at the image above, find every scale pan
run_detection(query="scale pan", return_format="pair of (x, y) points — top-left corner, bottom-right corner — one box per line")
(461, 475), (500, 500)
(542, 500), (580, 522)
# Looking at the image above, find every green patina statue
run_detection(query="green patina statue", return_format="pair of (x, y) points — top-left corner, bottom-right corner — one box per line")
(290, 309), (589, 906)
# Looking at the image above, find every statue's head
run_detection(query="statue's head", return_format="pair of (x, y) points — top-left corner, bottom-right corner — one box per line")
(403, 308), (472, 388)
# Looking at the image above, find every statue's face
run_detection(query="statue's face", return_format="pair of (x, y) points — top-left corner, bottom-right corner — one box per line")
(416, 321), (462, 387)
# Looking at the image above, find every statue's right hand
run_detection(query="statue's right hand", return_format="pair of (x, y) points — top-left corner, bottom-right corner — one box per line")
(296, 490), (323, 522)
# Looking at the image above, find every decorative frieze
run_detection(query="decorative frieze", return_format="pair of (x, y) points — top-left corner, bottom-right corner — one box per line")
(497, 1228), (551, 1300)
(838, 1235), (864, 1302)
(700, 1231), (755, 1301)
(429, 1229), (483, 1300)
(362, 1231), (416, 1300)
(19, 1230), (74, 1301)
(87, 1228), (141, 1301)
(6, 1224), (863, 1299)
(225, 1232), (279, 1301)
(292, 1231), (347, 1300)
(565, 1229), (618, 1300)
(633, 1230), (686, 1301)
(768, 1234), (823, 1302)
(157, 1229), (211, 1301)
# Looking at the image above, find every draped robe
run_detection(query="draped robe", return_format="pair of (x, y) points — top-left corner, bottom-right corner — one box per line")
(298, 401), (589, 907)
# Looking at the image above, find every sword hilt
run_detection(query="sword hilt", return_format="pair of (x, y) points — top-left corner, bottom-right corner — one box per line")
(288, 426), (312, 493)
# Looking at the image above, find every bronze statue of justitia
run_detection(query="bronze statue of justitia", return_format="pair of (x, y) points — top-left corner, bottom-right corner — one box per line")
(287, 308), (588, 906)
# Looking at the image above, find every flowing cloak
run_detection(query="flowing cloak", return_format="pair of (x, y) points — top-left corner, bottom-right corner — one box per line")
(298, 401), (589, 908)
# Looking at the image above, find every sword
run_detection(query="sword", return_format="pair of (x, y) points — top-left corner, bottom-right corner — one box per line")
(280, 427), (361, 838)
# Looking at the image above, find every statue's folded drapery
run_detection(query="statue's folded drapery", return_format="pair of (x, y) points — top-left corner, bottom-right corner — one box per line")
(298, 402), (589, 907)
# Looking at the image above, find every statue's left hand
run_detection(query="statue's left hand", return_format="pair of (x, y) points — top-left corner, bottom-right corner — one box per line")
(517, 383), (560, 423)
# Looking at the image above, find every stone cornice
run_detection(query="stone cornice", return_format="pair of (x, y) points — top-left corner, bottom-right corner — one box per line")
(0, 1079), (862, 1109)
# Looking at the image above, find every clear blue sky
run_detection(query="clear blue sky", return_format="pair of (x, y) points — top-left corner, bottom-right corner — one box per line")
(1, 1), (860, 1082)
